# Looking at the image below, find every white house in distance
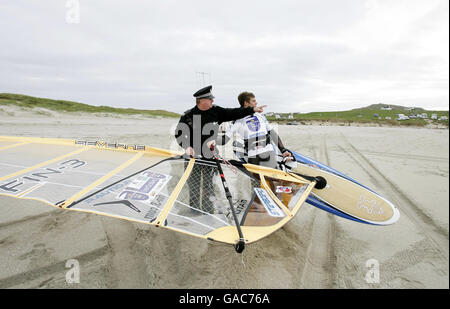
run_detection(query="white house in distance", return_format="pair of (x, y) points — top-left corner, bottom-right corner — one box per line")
(265, 112), (274, 117)
(431, 114), (438, 120)
(396, 114), (410, 120)
(418, 113), (428, 119)
(439, 116), (448, 121)
(288, 114), (294, 119)
(275, 114), (280, 119)
(381, 105), (392, 111)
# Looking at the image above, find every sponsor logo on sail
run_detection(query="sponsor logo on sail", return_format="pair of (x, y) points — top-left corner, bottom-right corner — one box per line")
(75, 140), (146, 151)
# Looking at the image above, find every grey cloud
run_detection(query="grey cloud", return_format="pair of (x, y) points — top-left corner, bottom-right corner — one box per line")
(0, 0), (448, 113)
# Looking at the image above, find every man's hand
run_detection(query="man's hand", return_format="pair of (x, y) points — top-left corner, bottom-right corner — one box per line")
(207, 140), (216, 151)
(253, 105), (267, 113)
(185, 146), (195, 157)
(282, 150), (293, 162)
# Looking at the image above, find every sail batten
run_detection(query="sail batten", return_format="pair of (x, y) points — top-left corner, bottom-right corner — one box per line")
(0, 147), (87, 182)
(0, 142), (30, 151)
(154, 157), (195, 226)
(61, 151), (145, 208)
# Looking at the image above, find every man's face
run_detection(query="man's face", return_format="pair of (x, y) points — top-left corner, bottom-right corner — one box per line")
(197, 98), (214, 111)
(244, 97), (257, 108)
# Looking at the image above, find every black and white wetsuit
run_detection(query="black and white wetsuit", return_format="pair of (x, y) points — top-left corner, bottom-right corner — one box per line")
(220, 113), (290, 169)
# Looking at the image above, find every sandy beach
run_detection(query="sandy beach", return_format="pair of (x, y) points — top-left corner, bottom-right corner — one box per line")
(0, 106), (448, 289)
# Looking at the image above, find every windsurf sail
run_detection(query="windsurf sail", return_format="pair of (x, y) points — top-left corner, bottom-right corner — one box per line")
(0, 136), (315, 251)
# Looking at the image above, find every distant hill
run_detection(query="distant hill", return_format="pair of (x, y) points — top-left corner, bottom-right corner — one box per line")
(0, 93), (180, 118)
(355, 104), (425, 112)
(266, 104), (449, 127)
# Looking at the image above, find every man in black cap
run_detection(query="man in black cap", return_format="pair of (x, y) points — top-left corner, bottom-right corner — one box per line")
(175, 85), (265, 158)
(175, 85), (265, 214)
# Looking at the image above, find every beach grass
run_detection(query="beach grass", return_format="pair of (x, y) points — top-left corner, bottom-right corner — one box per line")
(1, 93), (447, 126)
(0, 93), (180, 118)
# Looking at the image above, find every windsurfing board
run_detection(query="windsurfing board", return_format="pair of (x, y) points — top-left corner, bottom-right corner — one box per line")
(232, 144), (378, 224)
(292, 150), (399, 225)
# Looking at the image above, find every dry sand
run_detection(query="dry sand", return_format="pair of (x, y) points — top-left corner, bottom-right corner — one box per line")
(0, 106), (448, 289)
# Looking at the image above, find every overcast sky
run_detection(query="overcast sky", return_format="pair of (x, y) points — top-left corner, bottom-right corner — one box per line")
(0, 0), (448, 113)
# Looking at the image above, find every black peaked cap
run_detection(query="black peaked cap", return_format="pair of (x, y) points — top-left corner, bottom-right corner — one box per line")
(193, 85), (215, 99)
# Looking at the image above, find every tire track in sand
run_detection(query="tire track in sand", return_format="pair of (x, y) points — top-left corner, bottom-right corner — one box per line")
(0, 209), (60, 229)
(299, 133), (336, 288)
(338, 134), (448, 261)
(358, 151), (448, 164)
(0, 246), (108, 288)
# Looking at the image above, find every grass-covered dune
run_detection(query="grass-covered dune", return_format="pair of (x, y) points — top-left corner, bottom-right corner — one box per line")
(267, 105), (449, 127)
(0, 93), (180, 118)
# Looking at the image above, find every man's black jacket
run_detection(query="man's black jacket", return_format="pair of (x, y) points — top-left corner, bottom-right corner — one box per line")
(175, 105), (254, 158)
